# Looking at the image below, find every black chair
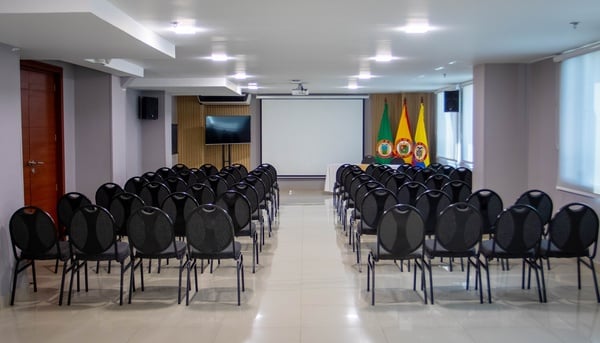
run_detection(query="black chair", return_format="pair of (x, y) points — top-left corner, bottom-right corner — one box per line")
(515, 189), (553, 227)
(232, 182), (265, 248)
(441, 180), (472, 203)
(95, 182), (124, 210)
(231, 163), (249, 179)
(67, 205), (131, 305)
(218, 170), (238, 188)
(57, 192), (92, 240)
(449, 167), (472, 187)
(199, 163), (219, 176)
(366, 204), (427, 305)
(164, 176), (188, 193)
(413, 167), (436, 184)
(127, 206), (187, 304)
(141, 171), (164, 183)
(415, 190), (452, 237)
(333, 163), (352, 210)
(216, 190), (259, 273)
(429, 162), (443, 172)
(139, 181), (170, 207)
(185, 204), (245, 306)
(172, 163), (189, 174)
(355, 188), (397, 272)
(424, 174), (451, 190)
(479, 204), (545, 303)
(243, 174), (272, 237)
(176, 169), (199, 186)
(441, 165), (456, 177)
(204, 174), (229, 199)
(186, 182), (216, 205)
(383, 172), (411, 193)
(9, 206), (71, 305)
(396, 181), (427, 206)
(156, 166), (177, 180)
(109, 192), (145, 239)
(259, 163), (279, 214)
(540, 203), (600, 302)
(189, 168), (208, 184)
(161, 192), (199, 239)
(124, 176), (148, 195)
(467, 189), (504, 238)
(423, 203), (483, 304)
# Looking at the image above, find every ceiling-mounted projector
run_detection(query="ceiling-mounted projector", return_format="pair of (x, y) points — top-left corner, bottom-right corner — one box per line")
(291, 82), (309, 95)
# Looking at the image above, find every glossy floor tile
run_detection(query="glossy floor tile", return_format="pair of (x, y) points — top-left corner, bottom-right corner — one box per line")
(3, 189), (600, 342)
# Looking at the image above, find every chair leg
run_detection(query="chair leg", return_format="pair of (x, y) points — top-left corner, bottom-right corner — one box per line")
(577, 257), (582, 289)
(241, 254), (245, 292)
(10, 260), (21, 306)
(31, 260), (37, 292)
(128, 258), (135, 304)
(589, 257), (600, 303)
(483, 258), (492, 303)
(237, 259), (241, 306)
(538, 258), (547, 303)
(58, 260), (69, 306)
(177, 259), (185, 305)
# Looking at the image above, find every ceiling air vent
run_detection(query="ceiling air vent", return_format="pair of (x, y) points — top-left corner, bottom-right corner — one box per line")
(197, 93), (251, 105)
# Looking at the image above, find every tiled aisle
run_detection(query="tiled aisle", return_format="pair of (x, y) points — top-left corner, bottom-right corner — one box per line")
(2, 190), (600, 342)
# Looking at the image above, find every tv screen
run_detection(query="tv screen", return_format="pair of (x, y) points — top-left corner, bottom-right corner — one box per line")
(205, 115), (251, 145)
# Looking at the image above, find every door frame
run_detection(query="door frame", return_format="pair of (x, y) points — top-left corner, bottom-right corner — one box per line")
(20, 60), (65, 202)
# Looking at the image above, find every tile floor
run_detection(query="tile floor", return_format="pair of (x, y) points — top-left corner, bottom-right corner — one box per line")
(2, 189), (600, 342)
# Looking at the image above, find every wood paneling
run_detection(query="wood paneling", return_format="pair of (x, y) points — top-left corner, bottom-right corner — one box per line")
(176, 96), (251, 169)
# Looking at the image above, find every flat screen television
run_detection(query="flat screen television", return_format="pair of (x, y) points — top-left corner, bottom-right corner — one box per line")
(205, 115), (251, 145)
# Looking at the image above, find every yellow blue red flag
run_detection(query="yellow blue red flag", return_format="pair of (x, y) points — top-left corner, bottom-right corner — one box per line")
(413, 101), (430, 168)
(394, 99), (413, 164)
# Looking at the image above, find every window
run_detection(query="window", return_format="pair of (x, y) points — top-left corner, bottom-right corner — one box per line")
(558, 49), (600, 195)
(435, 83), (473, 167)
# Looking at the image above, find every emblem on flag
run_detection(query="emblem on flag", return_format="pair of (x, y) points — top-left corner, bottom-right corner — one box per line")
(395, 138), (413, 158)
(376, 139), (394, 159)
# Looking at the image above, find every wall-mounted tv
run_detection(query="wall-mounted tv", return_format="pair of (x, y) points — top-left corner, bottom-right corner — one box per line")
(205, 115), (251, 145)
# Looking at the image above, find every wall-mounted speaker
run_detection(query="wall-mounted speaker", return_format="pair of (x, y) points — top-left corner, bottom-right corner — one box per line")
(139, 96), (159, 120)
(444, 90), (459, 112)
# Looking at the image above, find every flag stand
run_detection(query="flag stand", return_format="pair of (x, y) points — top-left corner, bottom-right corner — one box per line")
(221, 144), (231, 167)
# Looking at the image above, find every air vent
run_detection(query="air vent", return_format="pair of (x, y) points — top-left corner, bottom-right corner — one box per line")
(197, 93), (251, 105)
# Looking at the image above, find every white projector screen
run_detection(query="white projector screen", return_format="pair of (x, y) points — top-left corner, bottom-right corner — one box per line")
(261, 98), (364, 176)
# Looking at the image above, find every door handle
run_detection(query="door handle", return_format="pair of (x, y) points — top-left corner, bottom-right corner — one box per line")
(27, 160), (45, 166)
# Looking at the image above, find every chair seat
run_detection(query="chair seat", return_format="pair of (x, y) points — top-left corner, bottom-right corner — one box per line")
(236, 222), (257, 237)
(479, 240), (537, 259)
(135, 241), (187, 260)
(367, 243), (422, 261)
(189, 241), (242, 260)
(74, 241), (130, 263)
(539, 239), (588, 258)
(357, 224), (376, 235)
(21, 241), (70, 261)
(424, 239), (477, 258)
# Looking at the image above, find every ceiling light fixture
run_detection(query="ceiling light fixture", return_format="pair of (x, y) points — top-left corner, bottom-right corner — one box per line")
(347, 79), (359, 90)
(233, 72), (248, 79)
(247, 82), (258, 90)
(170, 21), (201, 34)
(434, 66), (445, 71)
(210, 53), (231, 61)
(358, 71), (372, 79)
(400, 20), (432, 34)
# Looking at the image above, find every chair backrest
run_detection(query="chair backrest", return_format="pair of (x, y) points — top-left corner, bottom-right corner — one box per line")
(354, 181), (384, 209)
(221, 165), (241, 184)
(415, 190), (452, 236)
(232, 182), (259, 213)
(466, 189), (504, 236)
(186, 204), (235, 254)
(396, 181), (427, 206)
(124, 176), (148, 195)
(189, 168), (208, 183)
(259, 163), (277, 184)
(413, 167), (435, 183)
(204, 174), (229, 199)
(383, 172), (412, 192)
(441, 180), (472, 203)
(215, 190), (251, 234)
(161, 191), (199, 237)
(156, 166), (177, 180)
(349, 174), (373, 202)
(141, 171), (164, 183)
(108, 192), (145, 237)
(69, 205), (116, 255)
(218, 170), (238, 188)
(449, 167), (472, 187)
(176, 169), (199, 186)
(376, 168), (395, 183)
(429, 162), (443, 172)
(343, 168), (365, 196)
(172, 163), (189, 174)
(127, 206), (175, 255)
(139, 181), (171, 207)
(441, 165), (456, 177)
(359, 188), (398, 228)
(434, 202), (482, 252)
(164, 176), (188, 193)
(515, 189), (553, 225)
(335, 163), (353, 184)
(365, 163), (377, 175)
(425, 174), (451, 190)
(95, 182), (124, 209)
(396, 163), (413, 174)
(547, 203), (599, 257)
(243, 175), (266, 202)
(199, 163), (219, 176)
(9, 206), (59, 259)
(57, 192), (92, 231)
(372, 164), (391, 180)
(377, 204), (425, 257)
(493, 204), (543, 254)
(186, 182), (216, 205)
(250, 168), (273, 192)
(232, 163), (249, 179)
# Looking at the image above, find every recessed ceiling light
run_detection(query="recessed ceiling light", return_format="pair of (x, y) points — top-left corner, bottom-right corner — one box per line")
(233, 72), (248, 80)
(347, 79), (358, 89)
(210, 53), (231, 61)
(448, 60), (457, 65)
(358, 71), (372, 79)
(372, 54), (395, 62)
(434, 66), (445, 71)
(402, 24), (431, 34)
(247, 82), (258, 90)
(170, 21), (201, 34)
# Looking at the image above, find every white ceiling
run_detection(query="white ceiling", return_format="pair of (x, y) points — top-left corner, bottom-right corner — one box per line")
(1, 0), (599, 95)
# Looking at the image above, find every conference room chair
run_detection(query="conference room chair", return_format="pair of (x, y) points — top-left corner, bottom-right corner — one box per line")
(441, 165), (456, 177)
(109, 192), (145, 240)
(478, 204), (545, 303)
(204, 174), (229, 199)
(185, 204), (245, 306)
(350, 180), (385, 248)
(9, 206), (71, 306)
(221, 165), (242, 184)
(424, 174), (451, 190)
(161, 192), (199, 239)
(176, 168), (199, 186)
(56, 192), (92, 273)
(355, 188), (397, 272)
(171, 163), (189, 174)
(396, 181), (427, 206)
(413, 167), (436, 184)
(216, 190), (259, 273)
(242, 174), (271, 236)
(515, 189), (553, 270)
(383, 172), (412, 193)
(139, 181), (171, 208)
(540, 203), (600, 303)
(428, 162), (443, 172)
(199, 163), (219, 176)
(164, 176), (188, 193)
(259, 163), (280, 216)
(189, 167), (208, 184)
(396, 163), (413, 174)
(415, 190), (452, 238)
(423, 203), (483, 304)
(441, 180), (472, 204)
(347, 174), (376, 246)
(127, 206), (187, 304)
(449, 166), (473, 188)
(141, 171), (164, 183)
(333, 163), (352, 210)
(231, 163), (249, 179)
(185, 182), (216, 205)
(67, 205), (131, 306)
(95, 182), (124, 210)
(124, 176), (149, 195)
(250, 168), (276, 224)
(366, 204), (427, 305)
(339, 167), (364, 231)
(232, 182), (265, 249)
(371, 164), (392, 181)
(466, 189), (504, 239)
(155, 166), (177, 180)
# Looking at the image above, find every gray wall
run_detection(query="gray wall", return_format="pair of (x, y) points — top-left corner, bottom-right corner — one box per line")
(140, 91), (172, 172)
(0, 45), (25, 306)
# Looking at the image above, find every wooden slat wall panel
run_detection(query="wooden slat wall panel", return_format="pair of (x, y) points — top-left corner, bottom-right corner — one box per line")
(369, 93), (435, 160)
(176, 96), (251, 170)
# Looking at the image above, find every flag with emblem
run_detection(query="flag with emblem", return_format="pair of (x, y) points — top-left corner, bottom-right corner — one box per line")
(413, 100), (430, 168)
(394, 99), (413, 164)
(375, 101), (394, 164)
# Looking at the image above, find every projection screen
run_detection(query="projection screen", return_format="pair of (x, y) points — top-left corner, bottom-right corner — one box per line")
(261, 98), (364, 177)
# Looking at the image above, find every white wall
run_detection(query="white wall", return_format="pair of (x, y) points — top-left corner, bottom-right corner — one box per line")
(125, 89), (144, 177)
(110, 76), (128, 185)
(140, 91), (171, 172)
(0, 45), (25, 306)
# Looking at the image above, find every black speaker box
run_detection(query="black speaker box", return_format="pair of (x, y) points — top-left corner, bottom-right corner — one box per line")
(444, 90), (459, 112)
(139, 96), (159, 120)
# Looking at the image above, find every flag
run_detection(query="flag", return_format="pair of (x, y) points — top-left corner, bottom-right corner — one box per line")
(393, 99), (413, 164)
(375, 101), (394, 164)
(413, 100), (430, 168)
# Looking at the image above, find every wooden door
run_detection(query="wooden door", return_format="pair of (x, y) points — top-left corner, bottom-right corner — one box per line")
(20, 61), (64, 223)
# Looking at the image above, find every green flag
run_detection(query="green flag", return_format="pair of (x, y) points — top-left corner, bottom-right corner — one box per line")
(375, 102), (394, 164)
